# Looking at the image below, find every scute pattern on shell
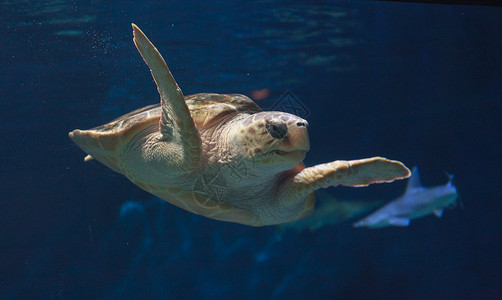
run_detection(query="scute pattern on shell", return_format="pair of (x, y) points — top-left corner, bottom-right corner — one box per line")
(86, 93), (262, 135)
(186, 93), (262, 128)
(90, 104), (161, 133)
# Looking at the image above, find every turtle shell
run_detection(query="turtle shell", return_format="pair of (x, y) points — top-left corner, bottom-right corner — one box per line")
(69, 93), (261, 170)
(185, 93), (262, 128)
(91, 93), (261, 135)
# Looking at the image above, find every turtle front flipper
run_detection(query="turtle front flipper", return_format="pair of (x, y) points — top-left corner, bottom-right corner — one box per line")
(132, 24), (201, 172)
(287, 157), (410, 201)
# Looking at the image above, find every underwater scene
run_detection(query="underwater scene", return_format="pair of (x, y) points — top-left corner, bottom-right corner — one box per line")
(1, 0), (501, 298)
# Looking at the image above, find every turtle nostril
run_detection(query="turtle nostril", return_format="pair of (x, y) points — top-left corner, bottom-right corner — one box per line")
(296, 122), (307, 127)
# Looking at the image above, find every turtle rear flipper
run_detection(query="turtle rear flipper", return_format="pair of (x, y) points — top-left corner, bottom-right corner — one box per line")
(68, 128), (128, 173)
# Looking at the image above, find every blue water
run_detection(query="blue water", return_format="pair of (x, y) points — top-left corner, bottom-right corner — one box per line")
(1, 1), (501, 298)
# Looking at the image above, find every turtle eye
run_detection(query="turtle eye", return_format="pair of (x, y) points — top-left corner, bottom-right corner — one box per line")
(266, 122), (288, 139)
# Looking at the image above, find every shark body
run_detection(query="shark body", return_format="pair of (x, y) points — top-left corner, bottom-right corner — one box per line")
(353, 167), (458, 228)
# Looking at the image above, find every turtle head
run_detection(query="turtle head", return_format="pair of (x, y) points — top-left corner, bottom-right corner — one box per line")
(234, 111), (310, 174)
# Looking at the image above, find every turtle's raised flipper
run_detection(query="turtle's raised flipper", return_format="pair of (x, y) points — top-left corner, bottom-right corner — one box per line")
(132, 24), (201, 172)
(288, 157), (410, 200)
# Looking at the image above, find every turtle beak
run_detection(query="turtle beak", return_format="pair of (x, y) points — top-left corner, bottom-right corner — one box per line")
(277, 119), (310, 153)
(271, 119), (309, 162)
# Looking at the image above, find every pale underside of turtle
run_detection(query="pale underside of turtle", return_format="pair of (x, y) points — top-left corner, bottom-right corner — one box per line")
(69, 24), (411, 227)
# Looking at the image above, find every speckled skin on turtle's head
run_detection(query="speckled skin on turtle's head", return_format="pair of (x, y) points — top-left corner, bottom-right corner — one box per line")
(232, 111), (310, 175)
(69, 24), (411, 226)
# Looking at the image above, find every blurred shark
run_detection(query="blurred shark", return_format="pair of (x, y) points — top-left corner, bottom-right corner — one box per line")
(353, 167), (458, 228)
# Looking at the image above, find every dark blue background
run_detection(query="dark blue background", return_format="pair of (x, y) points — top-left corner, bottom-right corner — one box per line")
(1, 0), (501, 298)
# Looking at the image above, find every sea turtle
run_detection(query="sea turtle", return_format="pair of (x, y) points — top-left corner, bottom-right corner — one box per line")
(69, 24), (410, 226)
